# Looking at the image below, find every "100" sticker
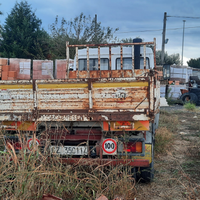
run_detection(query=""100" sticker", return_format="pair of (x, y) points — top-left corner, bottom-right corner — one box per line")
(102, 139), (117, 154)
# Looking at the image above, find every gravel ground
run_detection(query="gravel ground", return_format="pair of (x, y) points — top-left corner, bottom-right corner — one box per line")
(160, 104), (200, 112)
(160, 104), (184, 112)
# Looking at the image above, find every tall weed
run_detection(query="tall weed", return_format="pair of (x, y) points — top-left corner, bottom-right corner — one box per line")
(0, 134), (137, 200)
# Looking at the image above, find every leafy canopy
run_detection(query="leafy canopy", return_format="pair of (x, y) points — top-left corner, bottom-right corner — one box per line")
(0, 1), (51, 59)
(187, 58), (200, 68)
(156, 50), (180, 65)
(50, 13), (118, 58)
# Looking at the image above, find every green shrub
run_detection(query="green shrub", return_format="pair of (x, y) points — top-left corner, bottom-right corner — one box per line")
(184, 102), (196, 111)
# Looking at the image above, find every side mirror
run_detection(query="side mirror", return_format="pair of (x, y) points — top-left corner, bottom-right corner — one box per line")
(163, 64), (170, 80)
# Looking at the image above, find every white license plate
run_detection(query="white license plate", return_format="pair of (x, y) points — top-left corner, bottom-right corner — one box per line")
(50, 146), (88, 155)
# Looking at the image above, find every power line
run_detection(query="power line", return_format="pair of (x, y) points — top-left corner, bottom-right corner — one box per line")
(115, 26), (200, 34)
(167, 15), (200, 19)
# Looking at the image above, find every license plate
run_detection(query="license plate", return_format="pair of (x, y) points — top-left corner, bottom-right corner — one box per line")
(50, 146), (88, 155)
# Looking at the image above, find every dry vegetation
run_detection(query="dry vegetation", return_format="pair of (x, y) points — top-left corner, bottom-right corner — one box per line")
(136, 108), (200, 200)
(0, 135), (136, 200)
(0, 107), (200, 199)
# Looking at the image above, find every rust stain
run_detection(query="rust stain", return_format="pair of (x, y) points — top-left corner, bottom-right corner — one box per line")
(69, 71), (77, 79)
(111, 70), (122, 78)
(90, 71), (100, 78)
(124, 70), (133, 78)
(101, 71), (110, 78)
(78, 71), (88, 78)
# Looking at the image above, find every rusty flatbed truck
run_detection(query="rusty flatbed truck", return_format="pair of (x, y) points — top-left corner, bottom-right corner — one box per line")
(1, 38), (160, 182)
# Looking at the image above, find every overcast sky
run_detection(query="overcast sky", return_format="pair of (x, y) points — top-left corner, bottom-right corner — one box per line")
(1, 0), (200, 65)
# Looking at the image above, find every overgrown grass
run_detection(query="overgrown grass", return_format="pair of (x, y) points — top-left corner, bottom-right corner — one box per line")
(159, 110), (179, 133)
(154, 110), (178, 155)
(154, 127), (173, 154)
(0, 134), (137, 200)
(184, 102), (196, 111)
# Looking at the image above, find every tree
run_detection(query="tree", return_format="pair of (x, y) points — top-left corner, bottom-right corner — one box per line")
(187, 58), (200, 68)
(156, 50), (180, 65)
(49, 13), (118, 58)
(0, 4), (3, 31)
(0, 4), (2, 16)
(49, 16), (71, 59)
(0, 1), (51, 59)
(121, 38), (134, 43)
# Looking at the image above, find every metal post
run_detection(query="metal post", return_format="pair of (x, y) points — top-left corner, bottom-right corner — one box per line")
(181, 20), (186, 66)
(95, 14), (97, 44)
(161, 12), (167, 65)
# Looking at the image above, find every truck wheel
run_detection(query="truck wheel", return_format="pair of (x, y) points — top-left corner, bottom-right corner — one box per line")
(138, 138), (155, 183)
(180, 92), (198, 104)
(139, 159), (154, 183)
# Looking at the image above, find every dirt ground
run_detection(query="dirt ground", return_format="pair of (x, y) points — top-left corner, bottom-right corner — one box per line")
(135, 105), (200, 200)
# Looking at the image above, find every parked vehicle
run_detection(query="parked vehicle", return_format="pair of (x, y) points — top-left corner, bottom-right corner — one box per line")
(180, 76), (200, 105)
(1, 38), (160, 182)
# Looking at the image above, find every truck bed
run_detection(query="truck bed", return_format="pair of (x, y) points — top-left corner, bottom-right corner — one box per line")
(0, 69), (160, 123)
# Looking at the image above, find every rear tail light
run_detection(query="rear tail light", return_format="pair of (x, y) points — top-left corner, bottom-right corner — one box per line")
(7, 142), (22, 150)
(14, 142), (22, 150)
(124, 142), (142, 153)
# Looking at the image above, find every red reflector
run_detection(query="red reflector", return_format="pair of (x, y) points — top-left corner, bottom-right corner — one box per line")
(124, 149), (131, 152)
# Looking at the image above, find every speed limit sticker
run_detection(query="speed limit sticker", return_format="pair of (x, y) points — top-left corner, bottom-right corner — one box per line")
(102, 139), (117, 155)
(27, 138), (40, 151)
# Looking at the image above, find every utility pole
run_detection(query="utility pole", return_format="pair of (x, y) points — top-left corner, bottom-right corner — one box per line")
(181, 20), (186, 66)
(95, 14), (97, 44)
(161, 12), (167, 65)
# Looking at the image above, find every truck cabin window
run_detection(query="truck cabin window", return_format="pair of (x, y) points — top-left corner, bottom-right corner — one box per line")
(78, 58), (109, 71)
(116, 57), (150, 70)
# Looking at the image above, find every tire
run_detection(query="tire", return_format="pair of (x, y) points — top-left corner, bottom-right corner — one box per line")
(180, 92), (198, 105)
(139, 159), (154, 183)
(138, 137), (155, 183)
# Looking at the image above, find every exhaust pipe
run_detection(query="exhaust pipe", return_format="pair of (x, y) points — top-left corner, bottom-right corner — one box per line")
(133, 38), (142, 69)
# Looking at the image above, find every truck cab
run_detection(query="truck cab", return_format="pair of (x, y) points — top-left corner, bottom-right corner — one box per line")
(74, 46), (154, 71)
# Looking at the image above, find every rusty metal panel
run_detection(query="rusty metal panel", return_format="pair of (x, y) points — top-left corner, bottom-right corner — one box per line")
(134, 69), (149, 76)
(111, 70), (122, 78)
(124, 70), (133, 78)
(68, 41), (154, 48)
(66, 41), (69, 78)
(36, 81), (89, 110)
(90, 71), (100, 78)
(150, 76), (154, 112)
(78, 71), (88, 78)
(69, 71), (77, 79)
(101, 70), (110, 78)
(34, 77), (152, 122)
(0, 80), (34, 114)
(92, 83), (149, 110)
(155, 79), (160, 112)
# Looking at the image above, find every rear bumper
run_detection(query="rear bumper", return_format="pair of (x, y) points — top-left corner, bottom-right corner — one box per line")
(59, 158), (150, 167)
